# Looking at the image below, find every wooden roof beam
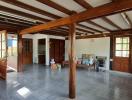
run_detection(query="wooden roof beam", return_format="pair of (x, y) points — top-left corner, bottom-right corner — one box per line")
(36, 0), (73, 15)
(120, 12), (132, 28)
(1, 0), (61, 19)
(20, 0), (132, 34)
(102, 17), (122, 30)
(77, 24), (102, 33)
(0, 5), (50, 22)
(73, 0), (92, 9)
(87, 21), (111, 32)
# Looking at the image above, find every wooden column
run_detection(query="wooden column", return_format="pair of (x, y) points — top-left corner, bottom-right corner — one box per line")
(69, 23), (76, 99)
(17, 34), (23, 72)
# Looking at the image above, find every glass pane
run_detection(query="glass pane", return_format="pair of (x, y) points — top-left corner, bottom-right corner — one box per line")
(123, 44), (129, 50)
(116, 44), (122, 50)
(116, 51), (122, 57)
(116, 38), (122, 43)
(122, 51), (129, 57)
(123, 37), (129, 43)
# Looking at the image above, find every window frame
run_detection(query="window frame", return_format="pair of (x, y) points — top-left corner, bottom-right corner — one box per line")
(115, 37), (130, 57)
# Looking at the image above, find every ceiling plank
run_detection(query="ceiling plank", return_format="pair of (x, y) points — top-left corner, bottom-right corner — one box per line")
(0, 14), (36, 25)
(78, 23), (102, 33)
(102, 17), (122, 30)
(36, 0), (72, 15)
(86, 21), (111, 31)
(37, 0), (102, 33)
(120, 12), (132, 28)
(76, 28), (132, 39)
(1, 0), (61, 19)
(74, 0), (115, 32)
(0, 5), (50, 22)
(73, 0), (92, 9)
(0, 17), (32, 27)
(76, 28), (94, 34)
(0, 23), (23, 32)
(20, 0), (132, 34)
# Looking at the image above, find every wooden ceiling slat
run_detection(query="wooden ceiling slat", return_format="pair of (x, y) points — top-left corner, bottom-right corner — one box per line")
(74, 0), (122, 31)
(1, 0), (61, 19)
(36, 0), (72, 15)
(87, 21), (111, 31)
(120, 12), (132, 28)
(0, 14), (37, 25)
(102, 17), (122, 30)
(0, 5), (50, 22)
(20, 0), (132, 34)
(0, 17), (32, 27)
(73, 0), (112, 32)
(76, 28), (94, 34)
(77, 24), (102, 33)
(73, 0), (92, 9)
(38, 0), (101, 33)
(0, 23), (24, 32)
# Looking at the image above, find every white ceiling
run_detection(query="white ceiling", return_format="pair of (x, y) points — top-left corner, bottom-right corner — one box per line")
(0, 0), (131, 35)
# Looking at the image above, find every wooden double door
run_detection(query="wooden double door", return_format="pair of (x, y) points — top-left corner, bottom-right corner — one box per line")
(113, 36), (132, 73)
(50, 39), (65, 63)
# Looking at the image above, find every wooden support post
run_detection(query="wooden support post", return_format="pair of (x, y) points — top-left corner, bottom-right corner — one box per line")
(17, 34), (23, 72)
(69, 23), (76, 99)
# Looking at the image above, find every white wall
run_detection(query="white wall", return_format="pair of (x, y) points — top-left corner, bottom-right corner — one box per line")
(65, 37), (110, 70)
(23, 34), (65, 65)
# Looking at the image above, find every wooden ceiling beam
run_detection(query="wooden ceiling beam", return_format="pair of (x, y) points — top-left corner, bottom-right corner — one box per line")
(0, 20), (29, 28)
(74, 0), (122, 31)
(36, 0), (72, 15)
(77, 24), (102, 33)
(120, 12), (132, 28)
(1, 0), (61, 19)
(87, 21), (111, 31)
(0, 23), (23, 32)
(102, 17), (122, 30)
(0, 5), (50, 22)
(0, 14), (36, 25)
(0, 17), (32, 27)
(76, 28), (94, 34)
(20, 0), (132, 34)
(73, 0), (92, 9)
(76, 28), (132, 39)
(38, 0), (105, 33)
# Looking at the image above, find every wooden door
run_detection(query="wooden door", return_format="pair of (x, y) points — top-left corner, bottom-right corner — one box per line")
(22, 39), (33, 64)
(113, 37), (130, 72)
(0, 30), (7, 79)
(38, 39), (45, 64)
(50, 39), (65, 63)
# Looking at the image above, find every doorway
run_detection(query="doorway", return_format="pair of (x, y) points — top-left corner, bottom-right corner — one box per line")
(113, 36), (130, 73)
(38, 39), (46, 64)
(7, 34), (18, 72)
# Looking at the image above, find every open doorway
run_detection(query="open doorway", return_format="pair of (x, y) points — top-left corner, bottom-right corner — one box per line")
(38, 39), (46, 65)
(7, 34), (18, 73)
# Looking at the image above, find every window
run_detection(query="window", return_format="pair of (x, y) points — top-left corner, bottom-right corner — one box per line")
(115, 37), (129, 57)
(0, 33), (6, 58)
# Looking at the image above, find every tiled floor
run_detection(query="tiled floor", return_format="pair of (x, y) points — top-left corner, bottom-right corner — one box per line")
(0, 64), (132, 100)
